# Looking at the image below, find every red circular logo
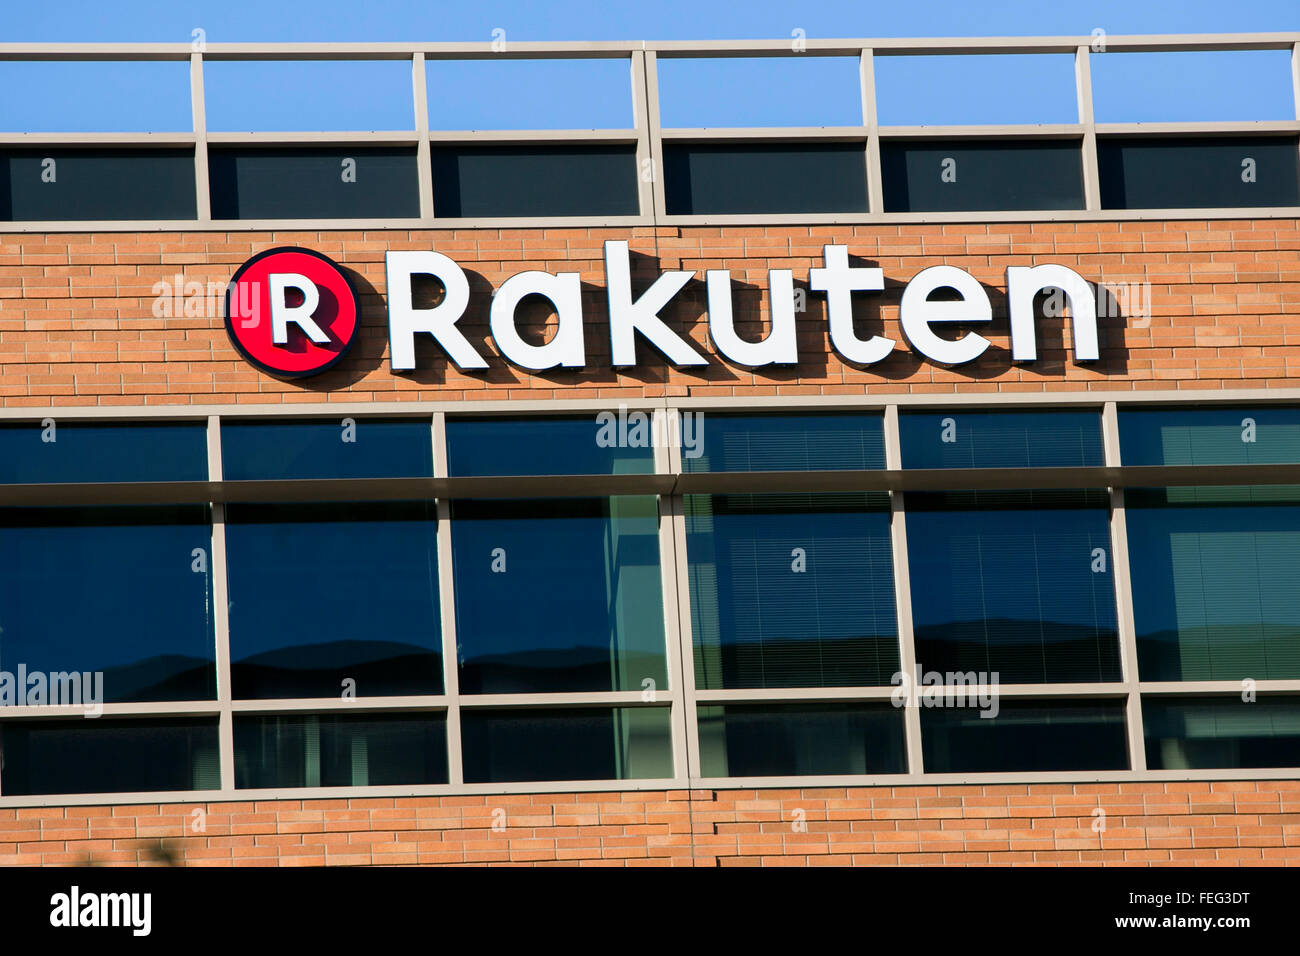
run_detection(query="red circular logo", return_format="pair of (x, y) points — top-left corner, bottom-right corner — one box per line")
(225, 247), (359, 378)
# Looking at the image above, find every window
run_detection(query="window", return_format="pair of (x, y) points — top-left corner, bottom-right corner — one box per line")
(697, 703), (906, 777)
(663, 142), (868, 215)
(430, 145), (638, 218)
(460, 706), (673, 783)
(0, 148), (196, 221)
(686, 493), (898, 688)
(1119, 406), (1300, 466)
(900, 409), (1104, 469)
(445, 415), (654, 476)
(0, 421), (207, 483)
(1098, 136), (1300, 210)
(880, 140), (1084, 213)
(234, 713), (448, 788)
(1143, 696), (1300, 770)
(225, 502), (442, 699)
(209, 147), (421, 219)
(450, 497), (667, 694)
(921, 699), (1129, 773)
(683, 412), (885, 473)
(220, 418), (433, 481)
(906, 490), (1122, 684)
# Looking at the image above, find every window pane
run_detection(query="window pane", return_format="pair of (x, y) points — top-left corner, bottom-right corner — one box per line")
(234, 713), (447, 788)
(1098, 136), (1300, 210)
(683, 412), (885, 473)
(686, 493), (898, 689)
(426, 59), (634, 131)
(1119, 406), (1300, 466)
(663, 143), (868, 215)
(921, 699), (1128, 773)
(451, 497), (666, 694)
(226, 502), (442, 699)
(900, 410), (1104, 469)
(657, 57), (862, 129)
(445, 415), (654, 477)
(698, 703), (906, 777)
(209, 147), (420, 220)
(0, 148), (196, 221)
(430, 145), (638, 218)
(906, 490), (1122, 684)
(0, 718), (219, 796)
(460, 706), (672, 783)
(881, 141), (1084, 213)
(1127, 486), (1300, 681)
(220, 419), (432, 480)
(0, 421), (207, 483)
(1144, 695), (1300, 770)
(0, 506), (216, 702)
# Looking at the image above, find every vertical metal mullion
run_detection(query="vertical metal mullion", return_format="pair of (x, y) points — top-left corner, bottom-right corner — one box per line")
(662, 404), (703, 780)
(1075, 45), (1102, 213)
(641, 50), (668, 222)
(631, 50), (657, 221)
(1291, 43), (1300, 173)
(412, 51), (435, 222)
(883, 405), (924, 778)
(859, 48), (885, 220)
(432, 412), (462, 784)
(654, 405), (691, 785)
(207, 415), (235, 790)
(190, 52), (211, 222)
(1103, 401), (1146, 771)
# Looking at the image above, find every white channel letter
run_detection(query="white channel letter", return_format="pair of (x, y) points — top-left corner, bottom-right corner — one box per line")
(808, 244), (893, 364)
(604, 240), (706, 367)
(489, 271), (586, 370)
(900, 265), (992, 366)
(268, 273), (330, 345)
(1006, 264), (1099, 362)
(385, 250), (486, 371)
(705, 269), (798, 367)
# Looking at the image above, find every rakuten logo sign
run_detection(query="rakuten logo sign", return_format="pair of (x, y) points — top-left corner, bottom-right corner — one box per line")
(224, 242), (1101, 378)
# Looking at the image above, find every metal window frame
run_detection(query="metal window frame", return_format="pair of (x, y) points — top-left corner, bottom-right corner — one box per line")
(0, 33), (1299, 230)
(2, 393), (1300, 805)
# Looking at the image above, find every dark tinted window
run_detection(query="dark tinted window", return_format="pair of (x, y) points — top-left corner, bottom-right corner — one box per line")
(881, 140), (1084, 212)
(686, 493), (898, 689)
(1119, 406), (1300, 466)
(0, 718), (219, 795)
(460, 707), (672, 783)
(220, 419), (432, 480)
(900, 410), (1104, 469)
(209, 147), (420, 219)
(1098, 136), (1300, 209)
(1127, 486), (1300, 681)
(1144, 695), (1300, 770)
(430, 145), (638, 217)
(0, 506), (216, 702)
(445, 415), (654, 476)
(0, 148), (196, 221)
(225, 502), (442, 699)
(0, 421), (206, 483)
(663, 142), (868, 215)
(450, 497), (667, 694)
(906, 490), (1122, 684)
(921, 699), (1129, 772)
(697, 703), (906, 776)
(234, 713), (448, 788)
(683, 413), (885, 473)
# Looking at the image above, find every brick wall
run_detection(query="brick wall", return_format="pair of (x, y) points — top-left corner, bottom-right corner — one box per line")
(2, 782), (1298, 866)
(0, 221), (1297, 406)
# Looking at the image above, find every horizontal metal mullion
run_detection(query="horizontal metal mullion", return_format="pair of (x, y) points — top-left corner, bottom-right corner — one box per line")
(205, 131), (420, 145)
(0, 133), (198, 145)
(457, 692), (672, 708)
(0, 701), (220, 720)
(660, 126), (868, 140)
(229, 697), (448, 713)
(879, 124), (1084, 139)
(427, 129), (639, 143)
(1095, 121), (1300, 136)
(1138, 681), (1300, 695)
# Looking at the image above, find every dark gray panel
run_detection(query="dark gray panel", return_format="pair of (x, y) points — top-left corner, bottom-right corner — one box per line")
(209, 146), (420, 219)
(0, 148), (196, 221)
(880, 140), (1085, 212)
(1099, 135), (1300, 209)
(663, 142), (867, 214)
(430, 145), (638, 217)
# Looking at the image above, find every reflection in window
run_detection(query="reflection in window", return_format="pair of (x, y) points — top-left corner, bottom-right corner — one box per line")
(899, 410), (1104, 469)
(0, 421), (207, 483)
(0, 718), (219, 795)
(906, 490), (1121, 684)
(234, 713), (448, 788)
(0, 506), (216, 702)
(220, 418), (433, 480)
(698, 703), (906, 777)
(663, 143), (868, 215)
(225, 502), (442, 699)
(921, 699), (1128, 772)
(880, 140), (1084, 213)
(686, 493), (898, 689)
(1098, 135), (1300, 209)
(450, 497), (667, 694)
(430, 146), (638, 218)
(209, 147), (421, 219)
(1143, 695), (1300, 770)
(1119, 406), (1300, 466)
(460, 706), (672, 783)
(683, 413), (885, 473)
(1128, 486), (1300, 681)
(445, 415), (655, 476)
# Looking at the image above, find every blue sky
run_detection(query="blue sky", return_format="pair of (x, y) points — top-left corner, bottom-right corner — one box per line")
(0, 1), (1297, 131)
